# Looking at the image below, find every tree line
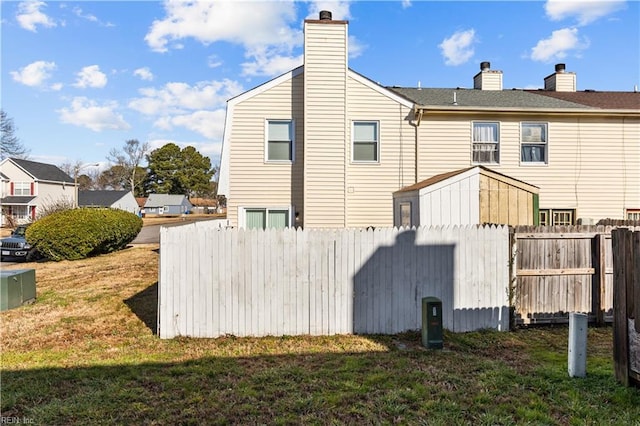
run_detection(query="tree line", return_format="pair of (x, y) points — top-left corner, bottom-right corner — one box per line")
(1, 110), (218, 199)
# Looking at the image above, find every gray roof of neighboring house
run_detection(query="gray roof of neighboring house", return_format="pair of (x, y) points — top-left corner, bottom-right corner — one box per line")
(0, 172), (9, 180)
(386, 87), (597, 109)
(0, 196), (37, 205)
(9, 158), (74, 183)
(78, 190), (131, 207)
(144, 194), (192, 208)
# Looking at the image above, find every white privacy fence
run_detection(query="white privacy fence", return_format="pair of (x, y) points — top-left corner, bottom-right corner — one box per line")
(158, 223), (510, 339)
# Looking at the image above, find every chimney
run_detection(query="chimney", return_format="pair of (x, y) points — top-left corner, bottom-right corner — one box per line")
(473, 61), (503, 90)
(544, 63), (576, 92)
(303, 11), (349, 227)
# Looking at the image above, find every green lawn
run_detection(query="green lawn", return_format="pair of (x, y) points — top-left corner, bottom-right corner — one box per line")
(1, 245), (638, 425)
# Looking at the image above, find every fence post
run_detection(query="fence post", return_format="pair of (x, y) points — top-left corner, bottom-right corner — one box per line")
(591, 233), (606, 326)
(612, 228), (630, 386)
(568, 312), (588, 378)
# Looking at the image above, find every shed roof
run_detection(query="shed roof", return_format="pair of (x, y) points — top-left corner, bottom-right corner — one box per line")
(395, 166), (539, 194)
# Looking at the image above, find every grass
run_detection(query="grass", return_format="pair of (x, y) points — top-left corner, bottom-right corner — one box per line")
(1, 244), (639, 425)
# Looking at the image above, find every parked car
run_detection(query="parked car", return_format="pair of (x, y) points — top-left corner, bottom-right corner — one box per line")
(0, 224), (39, 262)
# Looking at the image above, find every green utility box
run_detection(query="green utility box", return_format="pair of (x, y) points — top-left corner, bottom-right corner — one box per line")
(1, 269), (36, 311)
(421, 297), (443, 349)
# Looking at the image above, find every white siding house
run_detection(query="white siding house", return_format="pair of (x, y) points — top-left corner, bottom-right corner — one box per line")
(0, 158), (75, 225)
(219, 11), (640, 229)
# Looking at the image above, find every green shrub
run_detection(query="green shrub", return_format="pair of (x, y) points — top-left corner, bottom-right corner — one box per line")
(26, 208), (143, 261)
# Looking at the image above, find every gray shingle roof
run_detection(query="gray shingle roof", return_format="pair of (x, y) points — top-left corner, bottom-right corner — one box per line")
(0, 196), (37, 205)
(144, 194), (191, 208)
(10, 158), (74, 183)
(78, 190), (130, 207)
(387, 87), (595, 109)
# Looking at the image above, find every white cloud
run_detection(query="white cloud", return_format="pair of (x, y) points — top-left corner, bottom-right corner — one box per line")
(129, 79), (244, 116)
(241, 49), (303, 77)
(134, 67), (154, 81)
(73, 65), (108, 88)
(207, 55), (223, 69)
(145, 1), (299, 53)
(16, 1), (57, 32)
(530, 27), (590, 62)
(145, 1), (359, 78)
(10, 60), (57, 87)
(439, 29), (477, 66)
(58, 97), (130, 132)
(305, 1), (352, 21)
(545, 0), (626, 26)
(155, 109), (228, 140)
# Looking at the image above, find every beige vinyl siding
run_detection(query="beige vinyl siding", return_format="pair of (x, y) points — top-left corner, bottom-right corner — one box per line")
(227, 74), (304, 227)
(417, 113), (640, 222)
(345, 76), (415, 227)
(303, 21), (348, 228)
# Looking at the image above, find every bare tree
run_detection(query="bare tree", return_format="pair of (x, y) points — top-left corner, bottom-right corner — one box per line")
(107, 139), (149, 196)
(1, 110), (29, 159)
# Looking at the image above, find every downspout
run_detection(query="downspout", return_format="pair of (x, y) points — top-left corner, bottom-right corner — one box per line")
(412, 107), (424, 184)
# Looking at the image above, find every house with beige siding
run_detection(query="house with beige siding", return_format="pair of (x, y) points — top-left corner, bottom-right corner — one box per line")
(0, 157), (76, 226)
(218, 11), (640, 229)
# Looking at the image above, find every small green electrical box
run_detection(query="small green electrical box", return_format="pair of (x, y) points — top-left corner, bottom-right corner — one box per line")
(1, 269), (36, 311)
(421, 297), (443, 349)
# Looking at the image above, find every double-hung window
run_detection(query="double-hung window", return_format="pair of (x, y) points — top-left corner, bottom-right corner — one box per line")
(266, 120), (294, 162)
(13, 182), (31, 196)
(245, 208), (290, 229)
(353, 121), (379, 163)
(472, 122), (499, 163)
(521, 123), (548, 164)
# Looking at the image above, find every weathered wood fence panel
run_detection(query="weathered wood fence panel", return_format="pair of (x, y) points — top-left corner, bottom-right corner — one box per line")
(158, 224), (510, 339)
(612, 228), (640, 387)
(512, 225), (630, 325)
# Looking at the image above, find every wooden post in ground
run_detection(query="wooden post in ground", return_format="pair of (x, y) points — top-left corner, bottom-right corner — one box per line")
(591, 233), (606, 326)
(612, 228), (629, 386)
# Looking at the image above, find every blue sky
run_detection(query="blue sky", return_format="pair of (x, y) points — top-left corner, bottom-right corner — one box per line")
(2, 0), (638, 173)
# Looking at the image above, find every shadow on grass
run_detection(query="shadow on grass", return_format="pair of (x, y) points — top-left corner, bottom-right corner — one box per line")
(124, 282), (158, 335)
(2, 332), (638, 425)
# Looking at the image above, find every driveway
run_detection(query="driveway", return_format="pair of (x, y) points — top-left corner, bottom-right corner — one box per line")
(132, 217), (222, 244)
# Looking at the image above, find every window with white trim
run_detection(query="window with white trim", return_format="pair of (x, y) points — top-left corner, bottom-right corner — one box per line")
(626, 209), (640, 221)
(472, 122), (499, 163)
(245, 208), (290, 229)
(13, 182), (31, 196)
(352, 121), (379, 163)
(266, 120), (294, 162)
(539, 208), (575, 226)
(521, 123), (548, 163)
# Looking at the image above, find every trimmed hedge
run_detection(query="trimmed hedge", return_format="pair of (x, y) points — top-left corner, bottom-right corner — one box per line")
(26, 208), (143, 261)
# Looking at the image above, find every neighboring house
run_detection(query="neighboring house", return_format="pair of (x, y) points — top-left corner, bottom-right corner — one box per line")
(0, 157), (75, 226)
(144, 194), (192, 215)
(393, 166), (539, 227)
(189, 197), (218, 214)
(78, 190), (139, 215)
(219, 11), (640, 229)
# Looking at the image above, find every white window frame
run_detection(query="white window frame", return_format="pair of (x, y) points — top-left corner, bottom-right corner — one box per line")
(352, 121), (380, 164)
(539, 208), (575, 226)
(626, 209), (640, 221)
(239, 206), (293, 229)
(265, 119), (295, 163)
(472, 121), (500, 164)
(13, 181), (31, 196)
(520, 122), (548, 165)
